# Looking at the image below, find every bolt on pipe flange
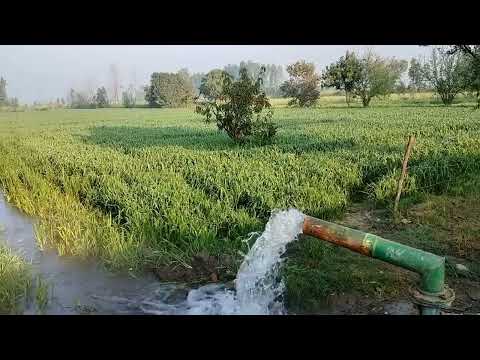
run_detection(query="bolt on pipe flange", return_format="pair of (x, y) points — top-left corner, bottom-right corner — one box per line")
(410, 285), (455, 311)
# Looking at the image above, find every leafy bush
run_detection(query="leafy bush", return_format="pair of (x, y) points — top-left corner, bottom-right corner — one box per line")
(422, 48), (467, 106)
(322, 51), (362, 106)
(281, 60), (320, 107)
(195, 67), (276, 142)
(145, 72), (195, 108)
(95, 87), (109, 108)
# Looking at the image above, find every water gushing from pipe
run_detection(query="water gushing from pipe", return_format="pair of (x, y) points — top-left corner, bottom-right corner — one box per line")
(141, 209), (305, 315)
(233, 208), (305, 314)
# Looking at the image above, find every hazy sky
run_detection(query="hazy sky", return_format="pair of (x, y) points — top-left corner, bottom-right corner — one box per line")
(0, 45), (430, 104)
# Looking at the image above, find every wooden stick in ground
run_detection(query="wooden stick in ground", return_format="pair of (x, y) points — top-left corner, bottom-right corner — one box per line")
(394, 135), (416, 221)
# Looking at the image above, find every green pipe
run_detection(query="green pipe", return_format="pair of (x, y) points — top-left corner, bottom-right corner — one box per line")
(421, 307), (440, 315)
(303, 216), (452, 315)
(366, 234), (445, 294)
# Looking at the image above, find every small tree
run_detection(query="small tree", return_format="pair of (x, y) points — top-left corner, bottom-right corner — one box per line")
(449, 46), (480, 108)
(463, 54), (480, 108)
(408, 57), (425, 95)
(195, 67), (276, 143)
(95, 87), (109, 108)
(145, 72), (195, 107)
(322, 51), (362, 106)
(177, 68), (196, 99)
(199, 69), (231, 101)
(422, 48), (466, 106)
(122, 85), (136, 108)
(280, 60), (320, 107)
(0, 77), (7, 106)
(353, 52), (407, 107)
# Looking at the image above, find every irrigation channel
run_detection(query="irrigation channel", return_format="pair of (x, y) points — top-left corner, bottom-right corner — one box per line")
(0, 192), (308, 315)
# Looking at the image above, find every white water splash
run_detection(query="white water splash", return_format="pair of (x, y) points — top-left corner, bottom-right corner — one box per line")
(233, 208), (305, 314)
(139, 209), (305, 315)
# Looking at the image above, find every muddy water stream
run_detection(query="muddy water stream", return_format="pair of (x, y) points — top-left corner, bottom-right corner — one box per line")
(0, 192), (197, 314)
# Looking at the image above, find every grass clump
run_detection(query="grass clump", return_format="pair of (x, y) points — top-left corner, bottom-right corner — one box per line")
(0, 245), (32, 314)
(34, 276), (50, 314)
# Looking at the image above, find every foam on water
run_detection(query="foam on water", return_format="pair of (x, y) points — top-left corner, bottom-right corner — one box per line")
(233, 208), (305, 314)
(140, 208), (305, 315)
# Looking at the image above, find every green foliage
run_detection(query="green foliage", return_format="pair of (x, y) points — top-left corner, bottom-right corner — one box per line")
(145, 71), (195, 108)
(223, 61), (285, 97)
(408, 57), (425, 92)
(354, 51), (408, 107)
(394, 80), (408, 94)
(95, 87), (109, 108)
(0, 77), (7, 106)
(422, 48), (467, 106)
(281, 60), (321, 107)
(322, 51), (407, 107)
(122, 86), (136, 108)
(252, 118), (278, 144)
(191, 72), (206, 95)
(195, 67), (276, 142)
(177, 68), (196, 97)
(199, 69), (231, 101)
(367, 169), (417, 204)
(459, 49), (480, 108)
(34, 276), (50, 313)
(322, 51), (363, 106)
(0, 245), (31, 314)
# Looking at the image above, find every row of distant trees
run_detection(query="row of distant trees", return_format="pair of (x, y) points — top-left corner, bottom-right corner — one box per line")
(64, 62), (285, 110)
(143, 62), (286, 108)
(191, 62), (285, 98)
(317, 46), (480, 107)
(144, 46), (480, 110)
(5, 46), (478, 110)
(68, 85), (138, 109)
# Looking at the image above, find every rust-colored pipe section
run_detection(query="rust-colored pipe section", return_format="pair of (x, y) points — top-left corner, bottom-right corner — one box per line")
(303, 216), (373, 256)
